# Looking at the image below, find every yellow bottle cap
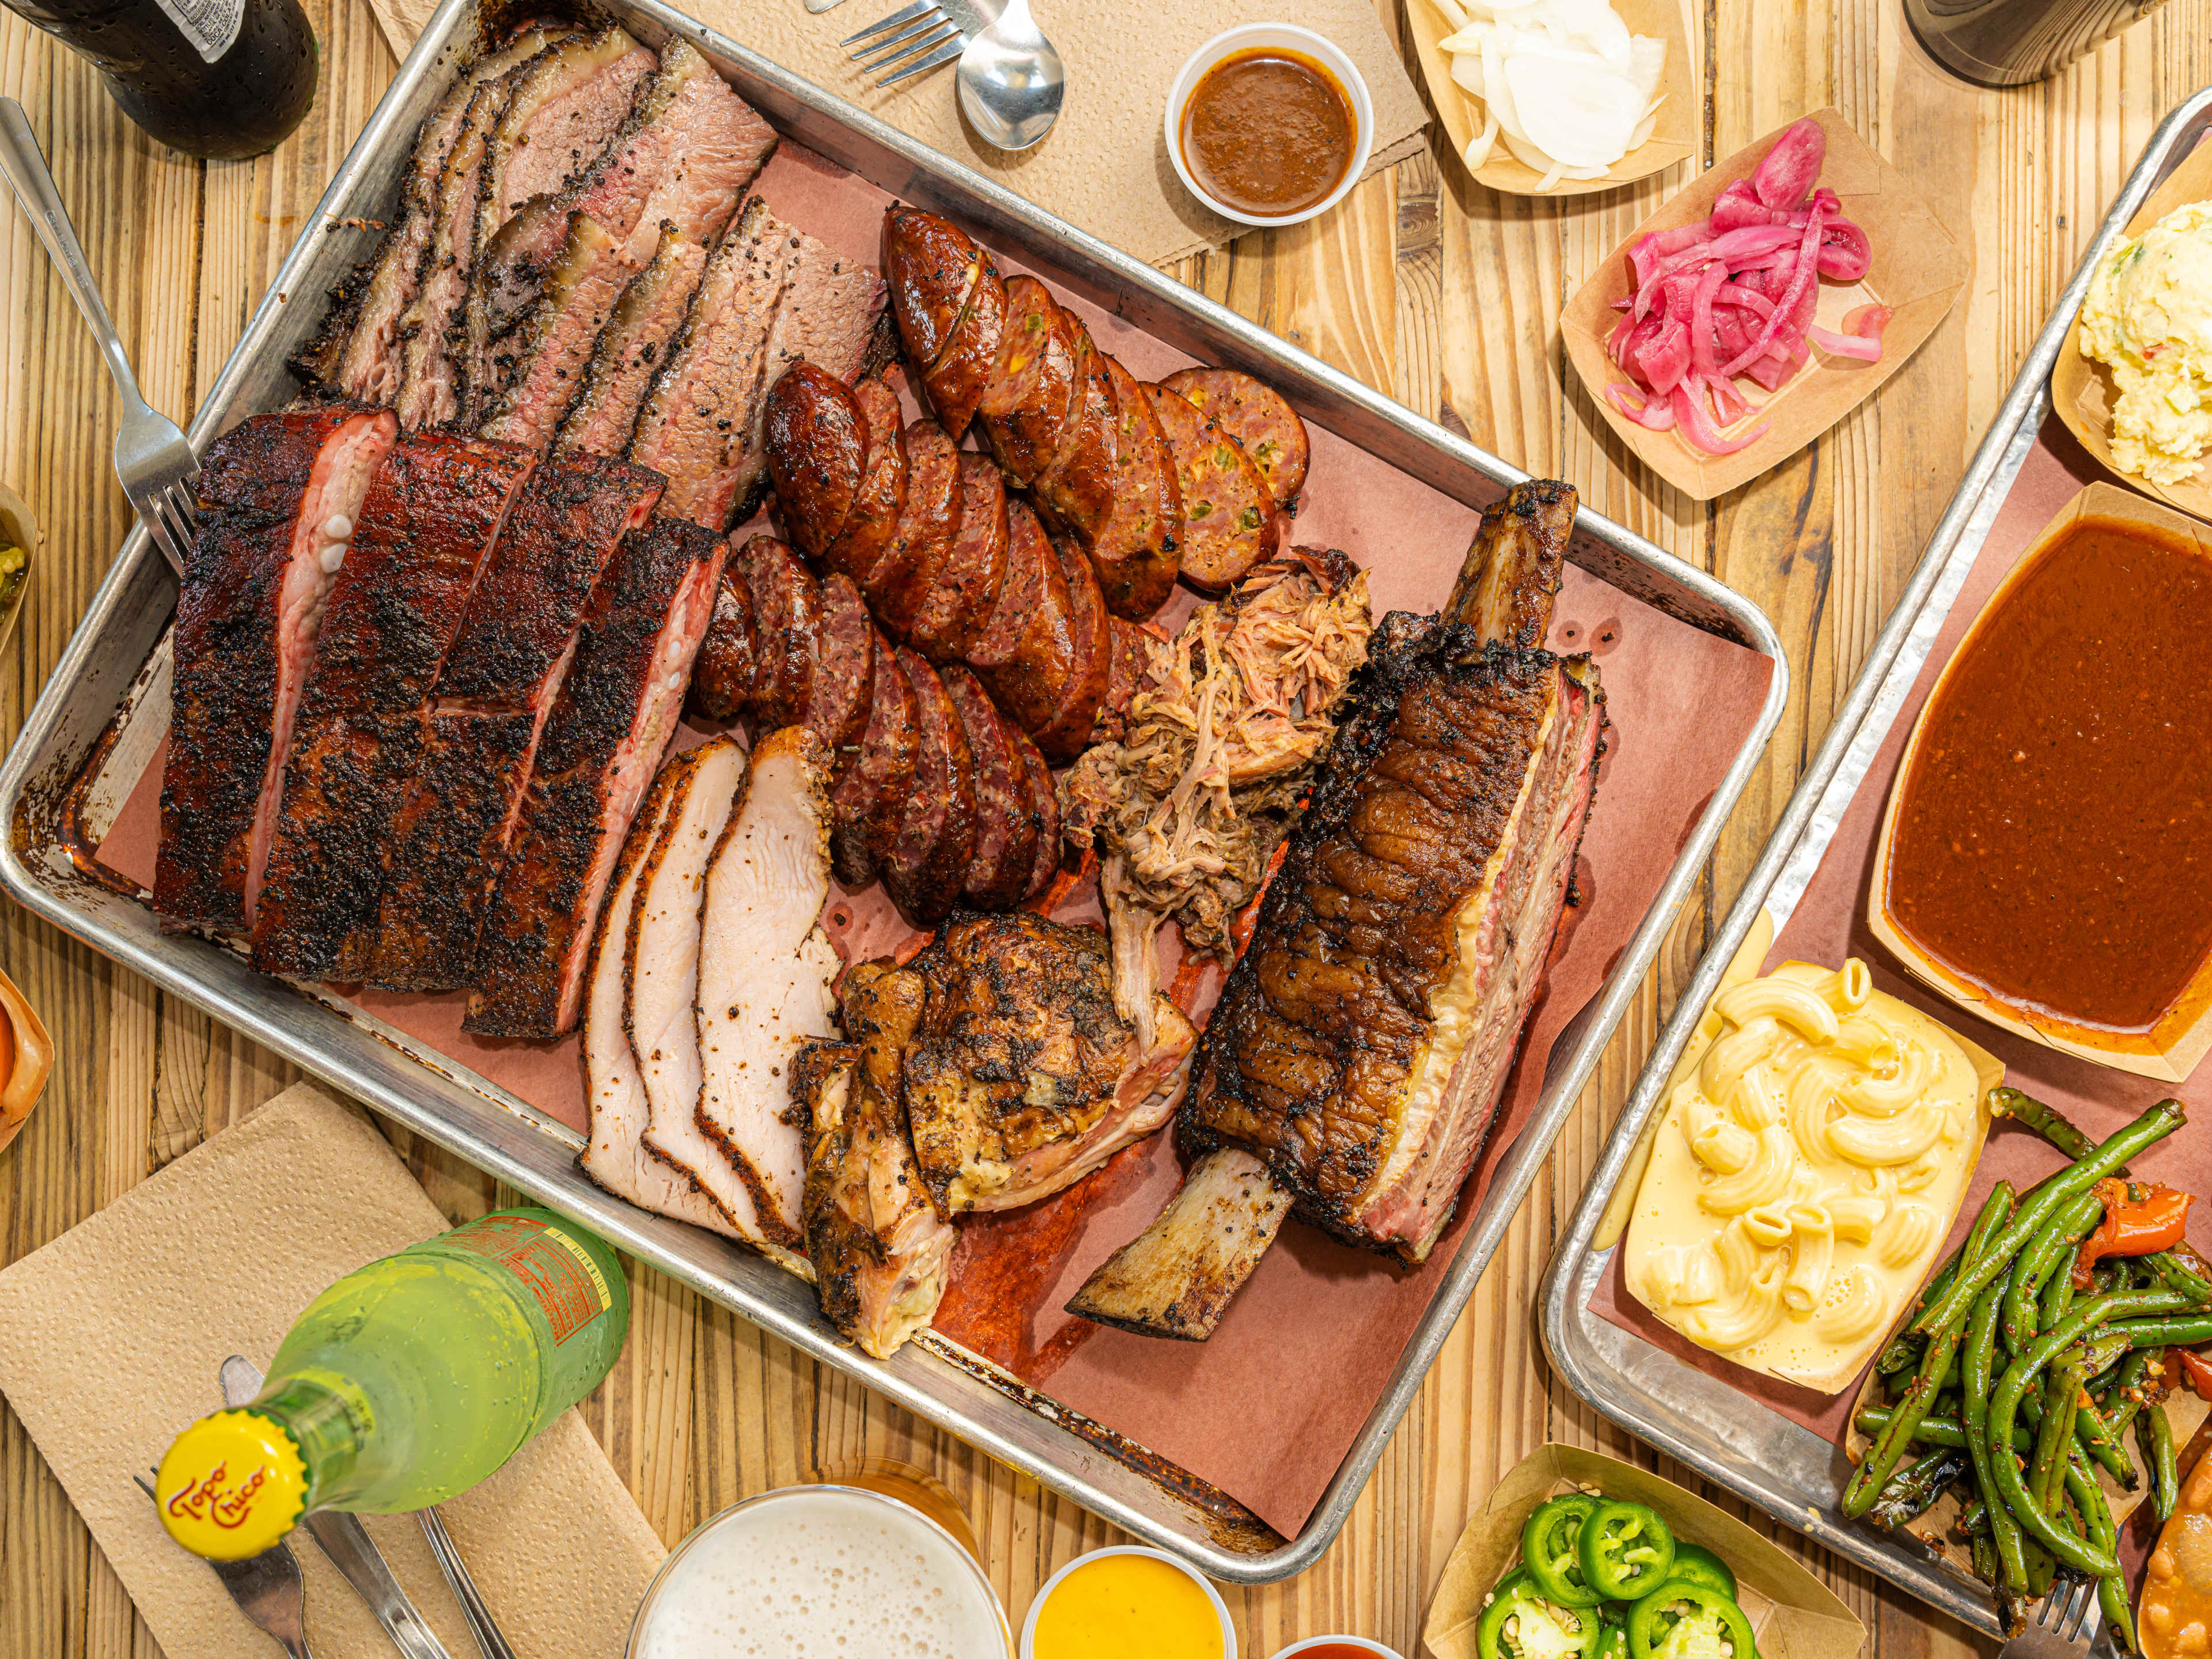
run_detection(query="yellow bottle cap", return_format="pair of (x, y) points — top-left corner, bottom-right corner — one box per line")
(153, 1410), (309, 1560)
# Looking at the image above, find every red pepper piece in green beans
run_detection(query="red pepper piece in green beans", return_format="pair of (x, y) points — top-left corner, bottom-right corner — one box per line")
(1578, 1501), (1676, 1601)
(1521, 1495), (1606, 1607)
(1626, 1582), (1759, 1659)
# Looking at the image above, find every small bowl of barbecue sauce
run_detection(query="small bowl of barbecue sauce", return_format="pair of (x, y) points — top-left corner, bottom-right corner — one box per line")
(1168, 25), (1372, 228)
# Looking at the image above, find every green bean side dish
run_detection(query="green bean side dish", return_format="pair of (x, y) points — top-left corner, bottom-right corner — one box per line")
(1847, 1092), (2212, 1647)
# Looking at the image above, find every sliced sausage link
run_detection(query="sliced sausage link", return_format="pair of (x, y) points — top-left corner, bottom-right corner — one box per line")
(866, 419), (963, 640)
(883, 206), (986, 377)
(1145, 382), (1280, 592)
(976, 276), (1081, 487)
(880, 649), (978, 926)
(764, 363), (869, 560)
(919, 259), (1006, 440)
(807, 573), (878, 786)
(820, 378), (909, 583)
(688, 566), (760, 722)
(967, 497), (1075, 736)
(1157, 366), (1311, 509)
(1028, 313), (1118, 546)
(1029, 536), (1113, 763)
(1011, 726), (1063, 905)
(830, 635), (920, 890)
(906, 452), (1008, 664)
(735, 535), (821, 731)
(941, 667), (1036, 911)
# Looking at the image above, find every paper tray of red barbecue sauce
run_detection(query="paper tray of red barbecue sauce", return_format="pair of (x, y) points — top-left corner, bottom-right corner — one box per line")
(0, 0), (1784, 1583)
(1544, 90), (2212, 1637)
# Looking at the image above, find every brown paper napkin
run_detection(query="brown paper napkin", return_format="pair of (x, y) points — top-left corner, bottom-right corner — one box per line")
(0, 1081), (665, 1659)
(362, 0), (1430, 267)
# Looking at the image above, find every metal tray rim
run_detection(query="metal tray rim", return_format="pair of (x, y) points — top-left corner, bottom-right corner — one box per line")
(1536, 84), (2212, 1633)
(0, 0), (1789, 1584)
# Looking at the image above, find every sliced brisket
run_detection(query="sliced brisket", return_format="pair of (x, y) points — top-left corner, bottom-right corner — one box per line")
(368, 454), (664, 990)
(469, 39), (770, 374)
(249, 431), (536, 981)
(471, 41), (773, 441)
(154, 406), (398, 932)
(291, 25), (566, 403)
(465, 516), (728, 1037)
(552, 222), (706, 459)
(630, 199), (882, 529)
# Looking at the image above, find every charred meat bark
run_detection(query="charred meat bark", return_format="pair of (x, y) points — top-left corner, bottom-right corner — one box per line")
(798, 964), (956, 1359)
(249, 431), (535, 982)
(154, 407), (398, 933)
(465, 515), (727, 1037)
(292, 25), (568, 403)
(1067, 480), (1602, 1338)
(368, 454), (662, 989)
(474, 39), (774, 444)
(552, 222), (707, 459)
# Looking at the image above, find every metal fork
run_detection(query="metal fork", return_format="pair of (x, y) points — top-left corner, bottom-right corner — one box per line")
(134, 1472), (317, 1659)
(0, 96), (199, 574)
(842, 0), (986, 86)
(2001, 1576), (2102, 1659)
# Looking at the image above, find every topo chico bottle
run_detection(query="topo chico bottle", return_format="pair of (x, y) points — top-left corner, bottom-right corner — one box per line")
(155, 1206), (630, 1559)
(2, 0), (319, 160)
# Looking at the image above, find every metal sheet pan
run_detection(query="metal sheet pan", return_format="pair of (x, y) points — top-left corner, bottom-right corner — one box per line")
(1539, 86), (2212, 1635)
(0, 0), (1787, 1582)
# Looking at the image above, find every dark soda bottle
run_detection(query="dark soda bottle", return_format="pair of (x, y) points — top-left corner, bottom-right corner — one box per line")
(3, 0), (319, 160)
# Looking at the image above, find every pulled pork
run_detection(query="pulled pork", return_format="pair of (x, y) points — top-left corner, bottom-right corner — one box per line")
(1062, 549), (1373, 1040)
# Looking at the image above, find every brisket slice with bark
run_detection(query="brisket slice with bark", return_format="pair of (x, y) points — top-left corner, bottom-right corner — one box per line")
(456, 25), (655, 414)
(393, 42), (558, 431)
(291, 25), (566, 403)
(552, 222), (706, 459)
(1068, 479), (1601, 1340)
(154, 406), (399, 933)
(470, 37), (773, 430)
(249, 431), (536, 982)
(368, 453), (664, 990)
(629, 198), (882, 529)
(397, 28), (649, 431)
(464, 516), (728, 1038)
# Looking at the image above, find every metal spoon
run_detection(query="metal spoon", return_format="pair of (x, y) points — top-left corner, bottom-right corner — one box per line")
(955, 0), (1063, 150)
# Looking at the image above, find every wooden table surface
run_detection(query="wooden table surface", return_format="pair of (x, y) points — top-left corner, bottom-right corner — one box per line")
(3, 0), (2206, 1653)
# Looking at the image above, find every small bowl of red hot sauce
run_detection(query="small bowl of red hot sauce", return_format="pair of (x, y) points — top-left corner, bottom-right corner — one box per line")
(1166, 24), (1373, 228)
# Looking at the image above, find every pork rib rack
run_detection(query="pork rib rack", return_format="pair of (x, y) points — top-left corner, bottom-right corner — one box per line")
(1067, 479), (1603, 1340)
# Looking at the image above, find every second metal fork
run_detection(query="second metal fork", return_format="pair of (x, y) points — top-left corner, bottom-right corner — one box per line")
(842, 0), (979, 86)
(0, 96), (199, 574)
(2000, 1575), (2102, 1659)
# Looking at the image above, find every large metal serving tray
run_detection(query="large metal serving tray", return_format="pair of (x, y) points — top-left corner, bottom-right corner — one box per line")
(0, 0), (1787, 1581)
(1539, 86), (2212, 1635)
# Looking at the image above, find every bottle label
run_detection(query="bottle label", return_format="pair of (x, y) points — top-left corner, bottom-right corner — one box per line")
(148, 0), (243, 65)
(443, 1213), (614, 1346)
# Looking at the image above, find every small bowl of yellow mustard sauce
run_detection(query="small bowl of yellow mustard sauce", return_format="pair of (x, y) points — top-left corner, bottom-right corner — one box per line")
(1022, 1546), (1236, 1659)
(1165, 23), (1373, 229)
